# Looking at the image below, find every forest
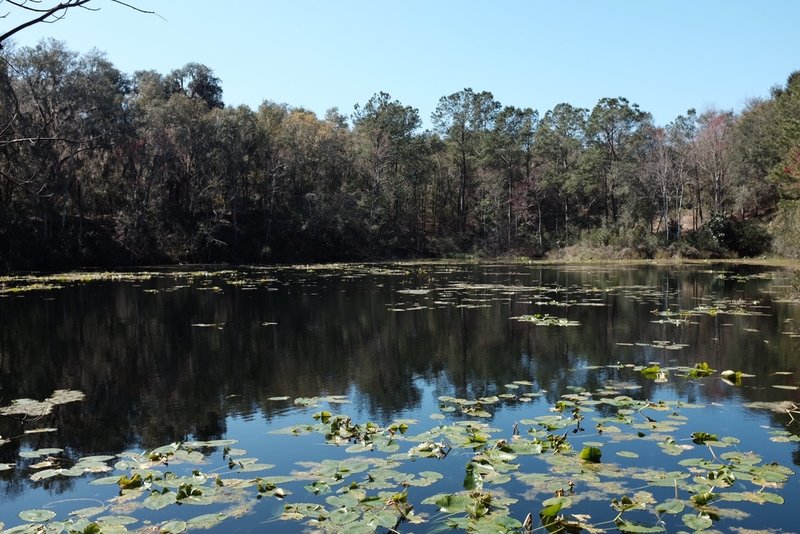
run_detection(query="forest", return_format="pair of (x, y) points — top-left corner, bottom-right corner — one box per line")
(1, 39), (799, 270)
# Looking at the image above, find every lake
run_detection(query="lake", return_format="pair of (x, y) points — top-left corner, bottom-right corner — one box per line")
(1, 262), (798, 533)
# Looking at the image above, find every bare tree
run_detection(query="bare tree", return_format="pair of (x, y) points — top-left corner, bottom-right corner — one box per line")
(0, 0), (157, 48)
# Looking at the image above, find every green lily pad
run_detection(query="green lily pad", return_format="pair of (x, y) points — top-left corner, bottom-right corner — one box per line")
(97, 515), (138, 525)
(184, 439), (237, 448)
(540, 496), (571, 517)
(616, 520), (666, 533)
(655, 499), (685, 515)
(682, 513), (712, 531)
(19, 509), (57, 522)
(144, 491), (177, 510)
(186, 513), (227, 529)
(19, 448), (63, 459)
(160, 520), (187, 533)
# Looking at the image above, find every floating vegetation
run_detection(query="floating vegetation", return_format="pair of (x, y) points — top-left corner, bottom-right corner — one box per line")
(688, 300), (770, 317)
(387, 305), (429, 312)
(639, 364), (663, 379)
(720, 369), (756, 386)
(510, 314), (580, 326)
(0, 271), (156, 285)
(649, 309), (695, 326)
(716, 271), (777, 282)
(396, 288), (431, 295)
(687, 362), (715, 378)
(2, 376), (795, 534)
(296, 263), (410, 277)
(0, 389), (85, 419)
(650, 297), (773, 322)
(291, 395), (352, 408)
(626, 340), (690, 351)
(0, 271), (161, 296)
(195, 285), (224, 292)
(384, 277), (618, 317)
(0, 268), (269, 298)
(4, 262), (800, 532)
(0, 282), (62, 295)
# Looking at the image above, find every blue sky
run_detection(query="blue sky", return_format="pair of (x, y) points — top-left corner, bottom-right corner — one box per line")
(5, 0), (799, 127)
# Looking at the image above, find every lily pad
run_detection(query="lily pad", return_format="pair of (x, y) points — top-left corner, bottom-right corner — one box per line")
(186, 513), (227, 529)
(19, 448), (64, 459)
(682, 513), (712, 531)
(19, 509), (57, 522)
(160, 520), (187, 533)
(655, 499), (685, 515)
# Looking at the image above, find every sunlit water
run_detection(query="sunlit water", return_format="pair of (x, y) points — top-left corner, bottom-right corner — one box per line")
(1, 263), (799, 532)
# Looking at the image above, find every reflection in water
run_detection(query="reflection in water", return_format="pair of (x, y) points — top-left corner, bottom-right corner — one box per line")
(1, 263), (799, 505)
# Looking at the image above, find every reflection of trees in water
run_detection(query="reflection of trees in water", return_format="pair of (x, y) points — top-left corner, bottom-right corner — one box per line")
(1, 264), (799, 495)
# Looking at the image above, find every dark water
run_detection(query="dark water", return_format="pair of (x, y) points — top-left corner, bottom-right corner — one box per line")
(1, 262), (799, 532)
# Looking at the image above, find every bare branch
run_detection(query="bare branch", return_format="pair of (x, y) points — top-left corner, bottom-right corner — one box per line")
(5, 0), (61, 14)
(0, 135), (92, 146)
(0, 0), (161, 47)
(0, 167), (50, 196)
(110, 0), (160, 18)
(0, 1), (92, 46)
(0, 113), (18, 137)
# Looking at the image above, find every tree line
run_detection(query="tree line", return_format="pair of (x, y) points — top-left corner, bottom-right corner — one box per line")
(1, 40), (798, 270)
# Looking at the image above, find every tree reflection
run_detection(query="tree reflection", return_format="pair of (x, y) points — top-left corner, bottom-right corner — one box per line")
(1, 263), (800, 496)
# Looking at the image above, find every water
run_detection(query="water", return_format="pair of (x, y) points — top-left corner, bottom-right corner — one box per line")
(0, 262), (798, 532)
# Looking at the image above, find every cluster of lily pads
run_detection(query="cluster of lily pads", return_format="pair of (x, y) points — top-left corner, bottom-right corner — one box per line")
(2, 264), (790, 324)
(387, 280), (612, 314)
(510, 314), (581, 327)
(0, 263), (420, 298)
(2, 376), (795, 534)
(3, 263), (800, 533)
(605, 360), (800, 393)
(0, 272), (157, 295)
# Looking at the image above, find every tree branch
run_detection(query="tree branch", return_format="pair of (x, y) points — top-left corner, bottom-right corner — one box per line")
(0, 0), (162, 47)
(0, 0), (92, 46)
(0, 167), (49, 196)
(110, 0), (160, 18)
(0, 135), (92, 146)
(6, 0), (70, 14)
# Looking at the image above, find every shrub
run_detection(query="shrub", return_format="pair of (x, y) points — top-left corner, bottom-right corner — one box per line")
(702, 212), (772, 257)
(771, 201), (800, 258)
(576, 223), (657, 258)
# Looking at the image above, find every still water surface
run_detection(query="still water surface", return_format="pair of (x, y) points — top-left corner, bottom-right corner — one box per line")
(1, 262), (799, 532)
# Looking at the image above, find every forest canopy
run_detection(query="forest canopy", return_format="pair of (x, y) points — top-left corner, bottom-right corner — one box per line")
(1, 40), (799, 270)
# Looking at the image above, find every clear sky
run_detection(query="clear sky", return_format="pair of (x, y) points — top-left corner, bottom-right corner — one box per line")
(4, 0), (799, 128)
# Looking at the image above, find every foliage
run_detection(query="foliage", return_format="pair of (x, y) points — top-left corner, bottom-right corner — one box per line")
(1, 42), (799, 270)
(1, 377), (794, 533)
(705, 213), (772, 257)
(771, 200), (800, 258)
(576, 222), (659, 258)
(678, 227), (725, 258)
